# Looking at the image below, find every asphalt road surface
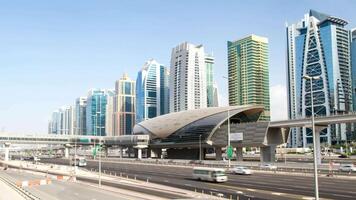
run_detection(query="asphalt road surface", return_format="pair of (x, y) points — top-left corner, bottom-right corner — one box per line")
(0, 169), (147, 200)
(39, 158), (356, 200)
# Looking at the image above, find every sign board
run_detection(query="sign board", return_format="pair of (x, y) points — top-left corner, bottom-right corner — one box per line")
(230, 132), (243, 141)
(227, 146), (233, 159)
(79, 138), (90, 143)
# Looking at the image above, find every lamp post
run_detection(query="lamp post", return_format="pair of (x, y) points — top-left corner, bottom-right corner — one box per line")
(99, 141), (102, 187)
(199, 134), (202, 161)
(96, 111), (102, 187)
(303, 74), (320, 200)
(222, 76), (231, 168)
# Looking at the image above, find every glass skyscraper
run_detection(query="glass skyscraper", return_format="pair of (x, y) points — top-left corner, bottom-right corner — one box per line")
(75, 97), (87, 135)
(114, 74), (136, 135)
(136, 59), (169, 123)
(49, 106), (74, 135)
(351, 28), (356, 113)
(228, 35), (270, 121)
(170, 42), (207, 112)
(86, 89), (109, 136)
(205, 54), (218, 107)
(286, 10), (352, 147)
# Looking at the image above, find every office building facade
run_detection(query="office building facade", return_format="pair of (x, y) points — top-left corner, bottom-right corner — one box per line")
(86, 89), (109, 136)
(228, 35), (270, 121)
(105, 89), (115, 136)
(351, 28), (356, 113)
(136, 59), (169, 123)
(205, 54), (218, 107)
(49, 106), (74, 135)
(75, 97), (87, 135)
(286, 10), (352, 147)
(114, 74), (136, 135)
(170, 42), (207, 112)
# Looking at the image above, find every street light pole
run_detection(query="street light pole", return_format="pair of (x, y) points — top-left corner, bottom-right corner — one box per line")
(222, 76), (232, 169)
(99, 141), (102, 187)
(303, 75), (320, 200)
(199, 135), (202, 161)
(228, 108), (231, 168)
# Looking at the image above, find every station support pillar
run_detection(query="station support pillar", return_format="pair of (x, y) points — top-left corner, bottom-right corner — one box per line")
(260, 145), (276, 163)
(137, 148), (142, 159)
(215, 147), (222, 160)
(150, 149), (162, 158)
(64, 147), (69, 159)
(4, 143), (10, 162)
(236, 147), (243, 161)
(314, 126), (326, 165)
(119, 147), (123, 158)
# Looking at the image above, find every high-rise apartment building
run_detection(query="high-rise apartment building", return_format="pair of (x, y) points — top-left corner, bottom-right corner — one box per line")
(351, 28), (356, 141)
(86, 89), (109, 136)
(75, 97), (87, 135)
(105, 90), (115, 136)
(212, 82), (219, 107)
(170, 42), (207, 112)
(114, 74), (136, 135)
(136, 59), (169, 123)
(286, 10), (352, 147)
(227, 35), (270, 121)
(205, 54), (218, 107)
(49, 106), (74, 135)
(351, 28), (356, 113)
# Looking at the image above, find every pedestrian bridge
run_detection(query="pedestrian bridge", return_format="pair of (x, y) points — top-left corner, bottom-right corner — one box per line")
(0, 134), (149, 147)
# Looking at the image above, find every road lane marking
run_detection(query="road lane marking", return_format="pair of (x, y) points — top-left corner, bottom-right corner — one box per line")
(332, 194), (353, 198)
(271, 192), (282, 196)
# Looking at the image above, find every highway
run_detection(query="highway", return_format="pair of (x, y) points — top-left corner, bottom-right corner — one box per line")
(40, 158), (356, 200)
(0, 169), (156, 200)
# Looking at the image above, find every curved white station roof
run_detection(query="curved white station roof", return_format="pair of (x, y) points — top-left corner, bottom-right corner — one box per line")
(133, 105), (264, 139)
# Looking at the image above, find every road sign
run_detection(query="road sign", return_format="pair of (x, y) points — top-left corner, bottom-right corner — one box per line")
(79, 138), (90, 143)
(92, 144), (101, 156)
(230, 132), (243, 141)
(227, 146), (233, 159)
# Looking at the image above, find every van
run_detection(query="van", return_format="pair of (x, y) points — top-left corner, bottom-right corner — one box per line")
(192, 167), (228, 182)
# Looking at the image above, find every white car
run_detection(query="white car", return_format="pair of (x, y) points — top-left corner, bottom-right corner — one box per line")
(259, 163), (277, 170)
(340, 164), (356, 172)
(231, 166), (253, 175)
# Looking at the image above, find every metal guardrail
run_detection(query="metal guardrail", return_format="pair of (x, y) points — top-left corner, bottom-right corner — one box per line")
(0, 174), (40, 200)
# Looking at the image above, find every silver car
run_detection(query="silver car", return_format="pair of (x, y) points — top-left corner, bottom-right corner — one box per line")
(231, 166), (253, 175)
(340, 164), (356, 172)
(259, 163), (277, 170)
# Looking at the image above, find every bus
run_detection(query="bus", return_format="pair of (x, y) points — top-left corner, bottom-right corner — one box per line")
(192, 167), (228, 182)
(72, 157), (87, 167)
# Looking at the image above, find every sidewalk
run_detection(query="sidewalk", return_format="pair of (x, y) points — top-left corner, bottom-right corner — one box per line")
(2, 160), (224, 199)
(0, 174), (25, 200)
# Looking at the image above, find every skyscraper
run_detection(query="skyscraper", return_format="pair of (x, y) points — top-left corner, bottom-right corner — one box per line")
(228, 35), (270, 120)
(75, 97), (87, 135)
(86, 89), (109, 136)
(49, 106), (74, 135)
(351, 28), (356, 113)
(351, 28), (356, 141)
(105, 89), (115, 136)
(286, 10), (352, 147)
(136, 59), (169, 123)
(114, 74), (136, 135)
(205, 54), (217, 107)
(212, 82), (219, 107)
(170, 42), (207, 112)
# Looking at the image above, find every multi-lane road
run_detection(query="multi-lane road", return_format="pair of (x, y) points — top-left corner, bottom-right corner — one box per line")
(0, 169), (150, 200)
(40, 158), (356, 200)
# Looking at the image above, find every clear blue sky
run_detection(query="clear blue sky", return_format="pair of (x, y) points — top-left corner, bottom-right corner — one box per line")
(0, 0), (355, 134)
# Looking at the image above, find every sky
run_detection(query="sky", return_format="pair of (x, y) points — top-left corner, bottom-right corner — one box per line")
(0, 0), (355, 134)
